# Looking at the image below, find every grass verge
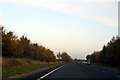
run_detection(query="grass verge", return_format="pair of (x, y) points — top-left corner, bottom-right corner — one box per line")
(2, 63), (60, 78)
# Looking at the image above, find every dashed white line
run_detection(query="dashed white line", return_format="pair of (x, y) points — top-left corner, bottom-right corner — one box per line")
(115, 75), (120, 78)
(37, 65), (64, 80)
(102, 71), (106, 73)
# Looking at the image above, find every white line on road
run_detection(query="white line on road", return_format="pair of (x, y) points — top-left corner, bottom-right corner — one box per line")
(102, 71), (106, 73)
(37, 65), (64, 80)
(115, 75), (120, 78)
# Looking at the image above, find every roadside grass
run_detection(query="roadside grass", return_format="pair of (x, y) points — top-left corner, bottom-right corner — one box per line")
(2, 63), (59, 78)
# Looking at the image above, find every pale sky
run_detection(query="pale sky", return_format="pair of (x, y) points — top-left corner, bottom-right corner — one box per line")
(0, 0), (119, 59)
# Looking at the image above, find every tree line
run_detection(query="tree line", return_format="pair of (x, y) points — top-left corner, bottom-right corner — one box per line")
(57, 52), (73, 63)
(86, 36), (120, 66)
(1, 26), (56, 63)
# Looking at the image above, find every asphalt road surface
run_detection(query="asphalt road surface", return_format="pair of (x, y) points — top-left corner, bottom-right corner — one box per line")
(39, 63), (120, 80)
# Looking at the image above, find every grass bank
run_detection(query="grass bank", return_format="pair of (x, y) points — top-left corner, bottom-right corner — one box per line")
(2, 57), (61, 78)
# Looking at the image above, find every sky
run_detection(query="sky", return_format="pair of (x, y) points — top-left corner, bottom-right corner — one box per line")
(0, 0), (119, 59)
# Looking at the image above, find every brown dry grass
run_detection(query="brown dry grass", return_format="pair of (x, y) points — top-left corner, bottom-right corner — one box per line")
(2, 57), (45, 67)
(0, 57), (2, 67)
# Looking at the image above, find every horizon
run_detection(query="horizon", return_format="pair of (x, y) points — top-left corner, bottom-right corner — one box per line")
(0, 0), (119, 59)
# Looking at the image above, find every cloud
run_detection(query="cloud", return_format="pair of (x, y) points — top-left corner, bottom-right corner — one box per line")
(1, 0), (118, 27)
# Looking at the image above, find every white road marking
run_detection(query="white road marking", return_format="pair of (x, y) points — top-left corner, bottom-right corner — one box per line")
(115, 75), (120, 78)
(102, 71), (106, 73)
(37, 65), (64, 80)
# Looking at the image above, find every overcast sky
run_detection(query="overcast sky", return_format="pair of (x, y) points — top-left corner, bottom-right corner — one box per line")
(0, 0), (119, 59)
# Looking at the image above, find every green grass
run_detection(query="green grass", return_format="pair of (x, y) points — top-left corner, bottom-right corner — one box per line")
(2, 63), (59, 78)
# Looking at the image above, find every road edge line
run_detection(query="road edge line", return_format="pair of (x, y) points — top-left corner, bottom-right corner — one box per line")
(37, 65), (64, 80)
(115, 75), (120, 78)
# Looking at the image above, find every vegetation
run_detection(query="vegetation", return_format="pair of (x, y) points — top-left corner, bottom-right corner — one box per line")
(1, 26), (56, 63)
(86, 36), (120, 66)
(57, 52), (73, 62)
(3, 62), (59, 78)
(3, 57), (44, 67)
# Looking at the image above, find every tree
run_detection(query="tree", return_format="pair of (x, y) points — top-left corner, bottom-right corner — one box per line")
(88, 36), (120, 66)
(2, 31), (17, 56)
(19, 35), (30, 57)
(61, 52), (73, 62)
(1, 26), (57, 62)
(86, 54), (90, 61)
(57, 52), (61, 61)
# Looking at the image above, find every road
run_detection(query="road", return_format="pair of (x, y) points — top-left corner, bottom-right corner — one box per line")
(39, 63), (120, 80)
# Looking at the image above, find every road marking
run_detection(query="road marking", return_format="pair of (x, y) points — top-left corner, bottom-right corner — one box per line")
(115, 75), (120, 78)
(37, 65), (64, 80)
(102, 71), (106, 73)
